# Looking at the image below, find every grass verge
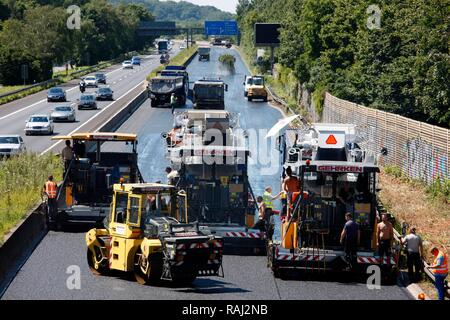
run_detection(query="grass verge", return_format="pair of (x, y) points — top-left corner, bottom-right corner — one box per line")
(379, 168), (450, 261)
(0, 153), (63, 243)
(146, 45), (198, 81)
(0, 86), (27, 95)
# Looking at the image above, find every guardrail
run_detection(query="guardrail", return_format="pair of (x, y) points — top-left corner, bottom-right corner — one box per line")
(0, 49), (158, 101)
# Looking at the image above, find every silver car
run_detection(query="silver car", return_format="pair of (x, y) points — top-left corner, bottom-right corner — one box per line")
(83, 76), (98, 88)
(25, 114), (54, 135)
(0, 135), (26, 158)
(51, 105), (76, 122)
(122, 60), (133, 69)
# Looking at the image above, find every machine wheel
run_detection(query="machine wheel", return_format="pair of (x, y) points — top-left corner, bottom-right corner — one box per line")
(87, 247), (108, 275)
(244, 91), (248, 97)
(134, 250), (163, 285)
(248, 96), (252, 102)
(263, 96), (268, 102)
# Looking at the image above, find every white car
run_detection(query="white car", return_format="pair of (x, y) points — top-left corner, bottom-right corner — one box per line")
(122, 60), (133, 69)
(25, 114), (54, 135)
(83, 76), (98, 88)
(0, 135), (25, 157)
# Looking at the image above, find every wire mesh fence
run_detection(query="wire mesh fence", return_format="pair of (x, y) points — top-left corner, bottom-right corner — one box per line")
(323, 93), (449, 184)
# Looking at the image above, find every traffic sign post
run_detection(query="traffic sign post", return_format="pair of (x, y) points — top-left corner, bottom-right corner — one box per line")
(21, 64), (28, 85)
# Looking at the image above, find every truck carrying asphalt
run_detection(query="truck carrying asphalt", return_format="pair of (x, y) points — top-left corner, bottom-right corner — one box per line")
(191, 78), (228, 110)
(147, 66), (190, 108)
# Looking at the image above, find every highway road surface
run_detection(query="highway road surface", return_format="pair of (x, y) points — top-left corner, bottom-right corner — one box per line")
(0, 46), (180, 154)
(1, 47), (413, 300)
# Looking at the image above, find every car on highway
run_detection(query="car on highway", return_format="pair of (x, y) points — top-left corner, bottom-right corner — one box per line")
(0, 135), (25, 158)
(83, 76), (98, 88)
(95, 86), (114, 101)
(95, 73), (106, 84)
(131, 56), (141, 65)
(24, 114), (54, 135)
(122, 60), (133, 69)
(180, 44), (186, 50)
(50, 105), (76, 122)
(47, 87), (66, 102)
(78, 93), (97, 110)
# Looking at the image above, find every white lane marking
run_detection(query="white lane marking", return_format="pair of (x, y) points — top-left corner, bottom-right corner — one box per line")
(0, 60), (152, 121)
(40, 80), (146, 155)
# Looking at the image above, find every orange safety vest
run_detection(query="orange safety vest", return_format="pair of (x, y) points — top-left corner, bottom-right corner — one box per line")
(432, 252), (448, 276)
(45, 181), (57, 199)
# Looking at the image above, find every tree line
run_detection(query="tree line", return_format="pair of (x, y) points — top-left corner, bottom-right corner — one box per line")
(237, 0), (449, 127)
(110, 0), (235, 23)
(0, 0), (154, 84)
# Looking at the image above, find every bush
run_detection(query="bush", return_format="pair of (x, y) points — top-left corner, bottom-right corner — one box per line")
(219, 54), (236, 72)
(426, 176), (450, 204)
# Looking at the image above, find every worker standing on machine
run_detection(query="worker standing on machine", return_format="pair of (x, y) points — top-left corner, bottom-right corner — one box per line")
(252, 196), (267, 232)
(282, 167), (300, 219)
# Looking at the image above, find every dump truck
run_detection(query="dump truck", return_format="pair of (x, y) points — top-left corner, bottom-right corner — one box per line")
(147, 66), (190, 108)
(244, 75), (268, 102)
(162, 110), (264, 254)
(191, 78), (228, 110)
(86, 183), (224, 285)
(267, 123), (399, 282)
(198, 46), (211, 61)
(51, 133), (143, 227)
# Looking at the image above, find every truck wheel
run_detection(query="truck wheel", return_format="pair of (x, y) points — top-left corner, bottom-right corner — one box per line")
(134, 250), (163, 285)
(263, 97), (268, 102)
(244, 92), (248, 97)
(87, 247), (108, 276)
(248, 97), (252, 102)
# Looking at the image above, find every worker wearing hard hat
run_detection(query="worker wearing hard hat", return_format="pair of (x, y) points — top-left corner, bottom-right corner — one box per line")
(429, 246), (448, 300)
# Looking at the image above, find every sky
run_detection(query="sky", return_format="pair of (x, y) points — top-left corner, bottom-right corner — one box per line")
(172, 0), (239, 14)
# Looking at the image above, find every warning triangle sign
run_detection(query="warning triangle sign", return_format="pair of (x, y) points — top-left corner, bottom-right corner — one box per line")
(326, 135), (338, 145)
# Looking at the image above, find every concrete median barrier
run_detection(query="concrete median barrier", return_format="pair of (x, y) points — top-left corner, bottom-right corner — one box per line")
(0, 203), (47, 296)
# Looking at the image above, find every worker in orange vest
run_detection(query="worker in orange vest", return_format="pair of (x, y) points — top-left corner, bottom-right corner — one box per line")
(429, 247), (448, 300)
(43, 175), (58, 222)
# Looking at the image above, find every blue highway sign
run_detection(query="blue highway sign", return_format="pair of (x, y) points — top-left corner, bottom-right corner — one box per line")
(205, 21), (239, 36)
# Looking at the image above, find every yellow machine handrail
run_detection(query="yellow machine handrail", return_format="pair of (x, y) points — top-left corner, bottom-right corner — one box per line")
(52, 132), (137, 142)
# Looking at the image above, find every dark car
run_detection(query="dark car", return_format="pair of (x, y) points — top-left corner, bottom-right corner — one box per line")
(131, 56), (141, 66)
(95, 87), (114, 101)
(78, 93), (97, 110)
(95, 73), (106, 84)
(47, 87), (67, 102)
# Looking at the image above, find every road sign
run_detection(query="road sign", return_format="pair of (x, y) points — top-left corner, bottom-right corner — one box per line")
(254, 23), (281, 46)
(205, 21), (238, 36)
(138, 21), (177, 36)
